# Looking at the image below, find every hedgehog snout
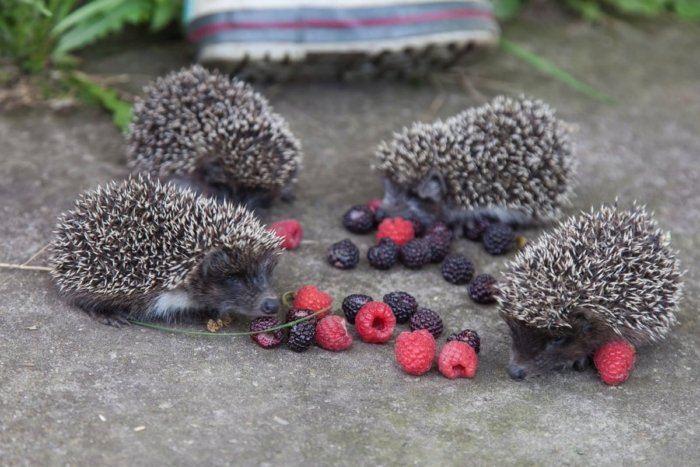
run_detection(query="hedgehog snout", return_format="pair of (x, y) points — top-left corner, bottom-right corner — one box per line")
(508, 364), (527, 381)
(260, 297), (280, 315)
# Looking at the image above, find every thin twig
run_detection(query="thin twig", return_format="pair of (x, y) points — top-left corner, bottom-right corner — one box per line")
(0, 263), (51, 272)
(424, 93), (446, 121)
(21, 243), (50, 266)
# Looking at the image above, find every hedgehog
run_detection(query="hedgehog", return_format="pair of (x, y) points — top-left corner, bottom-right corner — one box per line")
(50, 175), (284, 327)
(375, 95), (575, 231)
(126, 64), (302, 210)
(498, 203), (683, 380)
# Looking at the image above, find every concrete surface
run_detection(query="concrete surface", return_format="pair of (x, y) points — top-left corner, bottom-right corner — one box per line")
(2, 12), (700, 467)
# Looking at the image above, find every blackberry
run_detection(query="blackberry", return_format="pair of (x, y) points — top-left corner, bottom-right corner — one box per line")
(327, 239), (360, 269)
(382, 291), (418, 324)
(342, 294), (373, 324)
(400, 238), (431, 269)
(286, 308), (317, 324)
(410, 219), (426, 237)
(426, 231), (452, 263)
(342, 205), (376, 234)
(367, 238), (399, 270)
(447, 329), (481, 354)
(425, 222), (451, 238)
(463, 218), (491, 242)
(482, 223), (514, 255)
(250, 317), (284, 349)
(409, 308), (443, 338)
(441, 255), (475, 285)
(469, 274), (498, 304)
(287, 321), (316, 352)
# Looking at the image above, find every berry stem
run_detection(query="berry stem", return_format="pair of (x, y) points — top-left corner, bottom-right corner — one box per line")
(0, 263), (51, 272)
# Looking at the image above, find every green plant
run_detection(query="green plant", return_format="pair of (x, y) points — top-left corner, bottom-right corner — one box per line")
(494, 0), (700, 21)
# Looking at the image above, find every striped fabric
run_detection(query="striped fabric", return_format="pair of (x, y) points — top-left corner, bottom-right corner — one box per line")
(185, 1), (498, 51)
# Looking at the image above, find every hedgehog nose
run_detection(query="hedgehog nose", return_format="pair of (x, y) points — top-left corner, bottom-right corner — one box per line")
(508, 365), (527, 381)
(261, 298), (280, 315)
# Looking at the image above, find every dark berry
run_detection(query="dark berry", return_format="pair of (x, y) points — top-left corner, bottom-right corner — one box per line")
(410, 219), (426, 237)
(482, 223), (514, 255)
(342, 205), (375, 234)
(425, 231), (452, 263)
(409, 308), (443, 338)
(367, 238), (399, 270)
(382, 291), (418, 324)
(441, 254), (475, 285)
(287, 321), (316, 352)
(469, 274), (498, 304)
(463, 217), (491, 242)
(342, 294), (373, 324)
(250, 317), (284, 349)
(327, 239), (360, 269)
(425, 222), (451, 238)
(400, 238), (431, 269)
(447, 329), (481, 354)
(285, 308), (317, 325)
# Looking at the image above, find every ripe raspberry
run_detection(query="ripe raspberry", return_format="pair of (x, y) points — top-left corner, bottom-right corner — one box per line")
(249, 317), (284, 349)
(400, 238), (431, 269)
(446, 329), (481, 354)
(294, 285), (332, 318)
(377, 217), (414, 247)
(395, 330), (436, 375)
(482, 223), (514, 255)
(341, 293), (373, 324)
(287, 321), (316, 352)
(327, 239), (360, 270)
(367, 238), (400, 270)
(342, 205), (375, 234)
(594, 340), (636, 385)
(367, 198), (382, 214)
(469, 274), (498, 304)
(409, 308), (443, 338)
(355, 301), (396, 344)
(425, 222), (451, 237)
(441, 254), (475, 285)
(267, 219), (303, 250)
(425, 231), (452, 263)
(315, 315), (353, 351)
(438, 341), (478, 379)
(463, 217), (491, 242)
(285, 308), (317, 325)
(382, 291), (418, 324)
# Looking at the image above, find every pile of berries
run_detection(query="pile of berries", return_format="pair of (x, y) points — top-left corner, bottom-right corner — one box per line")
(247, 285), (482, 381)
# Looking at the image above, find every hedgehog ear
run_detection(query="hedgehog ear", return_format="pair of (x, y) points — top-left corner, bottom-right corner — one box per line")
(416, 170), (445, 202)
(201, 248), (232, 280)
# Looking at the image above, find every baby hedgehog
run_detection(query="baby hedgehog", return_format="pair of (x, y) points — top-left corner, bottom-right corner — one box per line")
(50, 176), (283, 326)
(127, 64), (302, 210)
(375, 95), (575, 229)
(498, 203), (683, 380)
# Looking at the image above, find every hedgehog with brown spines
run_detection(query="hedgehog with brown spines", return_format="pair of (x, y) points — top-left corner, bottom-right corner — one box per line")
(375, 95), (575, 230)
(498, 203), (683, 381)
(50, 175), (284, 327)
(126, 64), (302, 210)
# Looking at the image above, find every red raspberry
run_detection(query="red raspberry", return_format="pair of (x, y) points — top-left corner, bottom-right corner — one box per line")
(594, 340), (636, 385)
(377, 217), (414, 247)
(438, 341), (478, 379)
(355, 302), (396, 344)
(293, 285), (332, 318)
(395, 330), (436, 375)
(268, 219), (303, 250)
(367, 198), (382, 213)
(315, 315), (353, 351)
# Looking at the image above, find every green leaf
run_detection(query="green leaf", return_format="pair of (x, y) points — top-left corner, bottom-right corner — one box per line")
(493, 0), (525, 21)
(70, 71), (132, 131)
(52, 0), (122, 35)
(674, 0), (700, 19)
(607, 0), (666, 16)
(149, 0), (181, 31)
(499, 38), (614, 103)
(564, 0), (605, 21)
(20, 0), (52, 17)
(53, 0), (149, 56)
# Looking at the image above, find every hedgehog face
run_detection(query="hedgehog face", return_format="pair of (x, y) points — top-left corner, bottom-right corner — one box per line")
(504, 312), (607, 380)
(378, 174), (445, 226)
(191, 249), (280, 317)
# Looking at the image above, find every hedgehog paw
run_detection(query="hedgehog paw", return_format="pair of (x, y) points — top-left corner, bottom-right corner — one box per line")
(88, 311), (131, 328)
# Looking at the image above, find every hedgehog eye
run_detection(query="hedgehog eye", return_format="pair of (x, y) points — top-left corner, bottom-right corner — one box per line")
(550, 336), (567, 346)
